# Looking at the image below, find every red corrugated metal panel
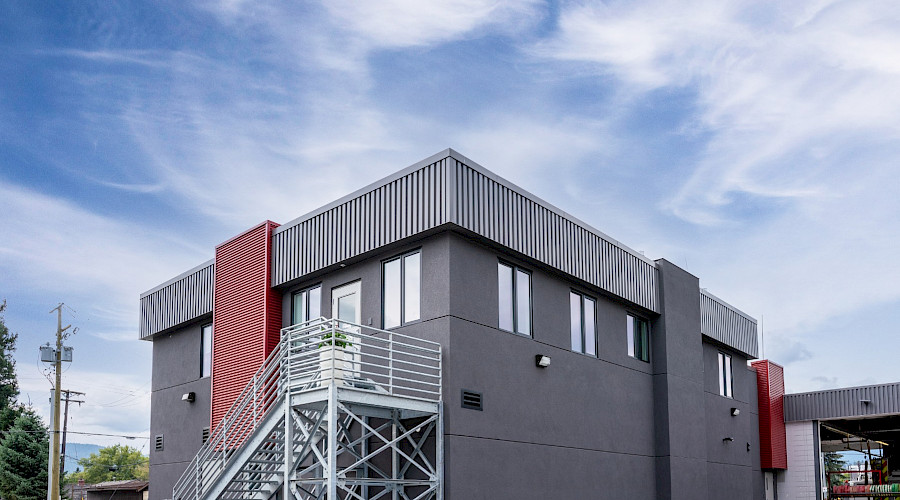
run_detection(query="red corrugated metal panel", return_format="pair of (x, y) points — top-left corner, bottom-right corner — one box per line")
(210, 221), (282, 430)
(752, 360), (788, 469)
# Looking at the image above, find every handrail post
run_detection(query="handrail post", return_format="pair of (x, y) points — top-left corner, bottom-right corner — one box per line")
(389, 331), (394, 395)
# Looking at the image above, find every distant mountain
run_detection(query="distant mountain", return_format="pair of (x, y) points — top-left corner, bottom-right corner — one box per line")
(62, 443), (102, 475)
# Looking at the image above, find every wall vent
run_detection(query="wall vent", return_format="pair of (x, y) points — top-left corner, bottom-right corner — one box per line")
(155, 434), (164, 452)
(461, 390), (483, 411)
(201, 427), (210, 444)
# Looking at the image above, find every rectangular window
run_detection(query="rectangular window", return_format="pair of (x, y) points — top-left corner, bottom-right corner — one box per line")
(626, 314), (649, 362)
(291, 285), (322, 324)
(498, 262), (531, 336)
(200, 323), (212, 378)
(570, 292), (597, 355)
(718, 352), (733, 398)
(383, 250), (421, 328)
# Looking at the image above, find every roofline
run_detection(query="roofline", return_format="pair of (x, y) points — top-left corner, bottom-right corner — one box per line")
(701, 288), (758, 323)
(140, 258), (214, 298)
(785, 380), (900, 398)
(273, 148), (657, 267)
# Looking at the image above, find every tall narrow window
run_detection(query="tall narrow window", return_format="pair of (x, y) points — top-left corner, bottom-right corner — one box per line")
(291, 285), (322, 324)
(570, 292), (597, 355)
(200, 323), (212, 378)
(718, 352), (733, 398)
(383, 250), (421, 328)
(626, 314), (649, 362)
(498, 262), (531, 336)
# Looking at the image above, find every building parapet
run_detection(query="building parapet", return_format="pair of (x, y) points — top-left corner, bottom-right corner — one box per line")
(139, 259), (214, 339)
(784, 382), (900, 421)
(700, 288), (758, 358)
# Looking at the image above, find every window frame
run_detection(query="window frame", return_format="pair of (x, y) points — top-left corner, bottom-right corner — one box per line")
(200, 323), (212, 378)
(718, 351), (734, 398)
(382, 249), (422, 329)
(626, 313), (650, 362)
(570, 290), (597, 356)
(498, 261), (532, 336)
(291, 284), (323, 325)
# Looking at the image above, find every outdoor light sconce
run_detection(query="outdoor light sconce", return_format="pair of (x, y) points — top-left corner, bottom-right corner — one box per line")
(182, 392), (196, 403)
(535, 355), (551, 368)
(731, 407), (740, 416)
(722, 437), (734, 443)
(860, 399), (871, 405)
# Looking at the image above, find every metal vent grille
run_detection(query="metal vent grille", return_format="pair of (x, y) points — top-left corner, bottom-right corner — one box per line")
(201, 427), (210, 444)
(461, 390), (483, 411)
(155, 434), (164, 451)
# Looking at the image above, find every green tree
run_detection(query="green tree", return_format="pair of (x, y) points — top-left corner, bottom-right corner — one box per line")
(0, 300), (22, 432)
(825, 451), (847, 486)
(0, 409), (49, 500)
(65, 445), (148, 484)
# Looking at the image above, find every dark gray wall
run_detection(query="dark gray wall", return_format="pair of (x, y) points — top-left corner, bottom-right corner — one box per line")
(149, 229), (765, 500)
(702, 342), (763, 499)
(149, 321), (211, 500)
(440, 233), (657, 499)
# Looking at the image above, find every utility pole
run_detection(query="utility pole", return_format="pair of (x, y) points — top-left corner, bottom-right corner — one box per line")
(59, 390), (85, 475)
(45, 304), (72, 500)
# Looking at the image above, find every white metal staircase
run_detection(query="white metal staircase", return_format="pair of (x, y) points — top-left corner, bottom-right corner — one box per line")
(173, 318), (443, 500)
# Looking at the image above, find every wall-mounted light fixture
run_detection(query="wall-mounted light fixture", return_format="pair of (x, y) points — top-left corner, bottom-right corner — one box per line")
(182, 392), (196, 403)
(860, 399), (871, 405)
(535, 355), (551, 368)
(722, 437), (734, 443)
(731, 407), (740, 416)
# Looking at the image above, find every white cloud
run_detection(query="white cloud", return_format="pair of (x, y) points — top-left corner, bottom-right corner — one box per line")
(535, 1), (900, 390)
(321, 0), (543, 49)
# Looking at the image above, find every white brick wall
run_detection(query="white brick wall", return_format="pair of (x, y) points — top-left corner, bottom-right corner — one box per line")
(777, 421), (819, 500)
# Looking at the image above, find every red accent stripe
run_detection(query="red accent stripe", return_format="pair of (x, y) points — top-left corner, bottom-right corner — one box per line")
(752, 360), (788, 469)
(210, 221), (282, 430)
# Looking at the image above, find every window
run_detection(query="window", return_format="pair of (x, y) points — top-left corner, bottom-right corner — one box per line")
(200, 323), (212, 378)
(718, 352), (733, 398)
(570, 292), (597, 355)
(291, 285), (322, 324)
(498, 262), (531, 335)
(383, 251), (421, 328)
(626, 314), (649, 362)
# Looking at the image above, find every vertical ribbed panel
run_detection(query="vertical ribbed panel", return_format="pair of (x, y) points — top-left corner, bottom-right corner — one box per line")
(452, 160), (659, 312)
(271, 159), (450, 285)
(211, 221), (282, 429)
(139, 261), (214, 338)
(700, 289), (758, 358)
(753, 360), (787, 470)
(784, 382), (900, 421)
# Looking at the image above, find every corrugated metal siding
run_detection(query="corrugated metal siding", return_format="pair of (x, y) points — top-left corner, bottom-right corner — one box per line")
(452, 160), (659, 312)
(784, 382), (900, 421)
(139, 261), (214, 339)
(700, 289), (758, 358)
(271, 158), (451, 286)
(211, 221), (282, 429)
(753, 360), (787, 469)
(270, 151), (660, 312)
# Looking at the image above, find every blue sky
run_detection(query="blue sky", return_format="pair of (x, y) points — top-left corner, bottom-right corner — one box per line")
(2, 1), (900, 447)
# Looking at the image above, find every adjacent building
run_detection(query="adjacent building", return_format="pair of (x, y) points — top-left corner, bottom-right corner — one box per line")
(141, 149), (776, 500)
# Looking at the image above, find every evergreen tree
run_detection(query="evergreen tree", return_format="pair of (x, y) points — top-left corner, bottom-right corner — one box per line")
(0, 410), (49, 500)
(65, 445), (148, 484)
(825, 451), (847, 485)
(0, 300), (21, 432)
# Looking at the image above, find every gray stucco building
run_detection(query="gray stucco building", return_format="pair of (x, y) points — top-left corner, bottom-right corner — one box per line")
(141, 149), (766, 500)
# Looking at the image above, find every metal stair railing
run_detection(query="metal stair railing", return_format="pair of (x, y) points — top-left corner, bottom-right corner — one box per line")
(172, 317), (443, 500)
(172, 321), (289, 500)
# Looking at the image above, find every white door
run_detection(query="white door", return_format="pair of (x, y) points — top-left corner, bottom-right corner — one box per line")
(764, 472), (775, 500)
(332, 281), (361, 326)
(332, 281), (361, 377)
